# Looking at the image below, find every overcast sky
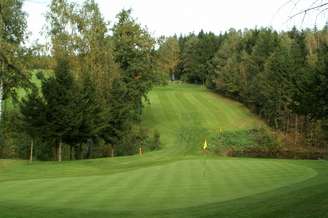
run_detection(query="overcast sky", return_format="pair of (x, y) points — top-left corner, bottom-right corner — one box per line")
(23, 0), (328, 44)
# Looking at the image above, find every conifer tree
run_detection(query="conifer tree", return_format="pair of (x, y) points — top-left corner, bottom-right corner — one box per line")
(74, 72), (109, 159)
(19, 87), (46, 162)
(41, 58), (79, 162)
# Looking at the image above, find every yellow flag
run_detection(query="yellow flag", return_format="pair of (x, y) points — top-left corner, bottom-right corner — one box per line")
(203, 139), (208, 150)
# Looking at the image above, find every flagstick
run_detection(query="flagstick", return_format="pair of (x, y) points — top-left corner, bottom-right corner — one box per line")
(202, 139), (208, 176)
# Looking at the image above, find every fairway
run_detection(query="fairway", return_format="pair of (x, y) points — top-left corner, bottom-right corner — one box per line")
(142, 84), (263, 155)
(0, 84), (327, 218)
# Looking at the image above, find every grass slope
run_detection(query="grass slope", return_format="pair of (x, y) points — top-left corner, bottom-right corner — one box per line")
(0, 83), (327, 218)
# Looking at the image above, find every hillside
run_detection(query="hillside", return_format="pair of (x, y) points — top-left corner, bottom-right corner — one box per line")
(0, 84), (327, 218)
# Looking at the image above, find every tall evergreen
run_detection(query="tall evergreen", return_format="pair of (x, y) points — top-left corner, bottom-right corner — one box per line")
(19, 87), (46, 162)
(41, 58), (79, 162)
(73, 73), (109, 159)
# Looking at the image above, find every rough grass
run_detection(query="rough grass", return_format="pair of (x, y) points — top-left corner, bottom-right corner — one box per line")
(0, 83), (327, 218)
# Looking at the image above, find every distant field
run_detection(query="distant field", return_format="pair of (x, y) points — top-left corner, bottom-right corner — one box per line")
(0, 83), (327, 218)
(4, 70), (51, 111)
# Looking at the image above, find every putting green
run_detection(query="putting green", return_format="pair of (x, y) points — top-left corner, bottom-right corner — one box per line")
(0, 159), (316, 211)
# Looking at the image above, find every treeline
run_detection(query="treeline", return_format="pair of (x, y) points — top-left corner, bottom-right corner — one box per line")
(174, 28), (328, 151)
(0, 0), (161, 161)
(1, 0), (327, 161)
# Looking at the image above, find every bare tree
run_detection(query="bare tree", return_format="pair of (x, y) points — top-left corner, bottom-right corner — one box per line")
(278, 0), (328, 25)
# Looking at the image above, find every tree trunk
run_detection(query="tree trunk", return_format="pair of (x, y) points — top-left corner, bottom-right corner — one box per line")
(74, 145), (79, 160)
(274, 116), (279, 130)
(58, 138), (62, 162)
(0, 80), (3, 124)
(286, 113), (290, 135)
(295, 115), (298, 145)
(79, 144), (83, 160)
(29, 139), (34, 163)
(111, 145), (114, 157)
(139, 146), (143, 156)
(86, 143), (91, 159)
(70, 145), (73, 160)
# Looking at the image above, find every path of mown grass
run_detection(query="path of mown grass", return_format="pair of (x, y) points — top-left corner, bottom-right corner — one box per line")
(0, 83), (327, 218)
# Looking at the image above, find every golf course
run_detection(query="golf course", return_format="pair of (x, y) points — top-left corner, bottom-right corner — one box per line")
(0, 84), (327, 218)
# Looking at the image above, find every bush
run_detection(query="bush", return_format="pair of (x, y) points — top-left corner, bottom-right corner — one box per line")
(146, 130), (160, 151)
(212, 128), (278, 153)
(212, 128), (327, 159)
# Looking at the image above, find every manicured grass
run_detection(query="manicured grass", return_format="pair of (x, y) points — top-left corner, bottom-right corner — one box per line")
(0, 83), (327, 218)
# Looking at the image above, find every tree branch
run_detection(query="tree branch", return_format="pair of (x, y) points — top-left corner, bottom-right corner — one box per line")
(289, 2), (328, 20)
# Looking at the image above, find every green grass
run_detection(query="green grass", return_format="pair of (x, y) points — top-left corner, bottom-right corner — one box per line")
(0, 83), (327, 218)
(4, 70), (51, 111)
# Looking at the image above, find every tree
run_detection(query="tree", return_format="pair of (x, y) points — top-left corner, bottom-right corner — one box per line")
(73, 72), (109, 159)
(103, 78), (134, 156)
(156, 36), (180, 81)
(181, 35), (200, 83)
(211, 29), (242, 98)
(75, 0), (119, 97)
(41, 58), (79, 162)
(19, 87), (46, 162)
(258, 35), (295, 128)
(112, 9), (156, 118)
(0, 0), (29, 121)
(178, 31), (222, 84)
(309, 41), (328, 120)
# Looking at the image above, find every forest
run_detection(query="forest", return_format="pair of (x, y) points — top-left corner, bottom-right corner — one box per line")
(0, 0), (327, 161)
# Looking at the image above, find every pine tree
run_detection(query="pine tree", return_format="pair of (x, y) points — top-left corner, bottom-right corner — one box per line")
(19, 87), (46, 162)
(102, 78), (134, 156)
(74, 72), (109, 159)
(41, 58), (79, 162)
(311, 42), (328, 120)
(259, 35), (294, 127)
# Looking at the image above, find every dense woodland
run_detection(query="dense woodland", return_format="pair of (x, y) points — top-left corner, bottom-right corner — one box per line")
(0, 0), (327, 161)
(174, 27), (328, 155)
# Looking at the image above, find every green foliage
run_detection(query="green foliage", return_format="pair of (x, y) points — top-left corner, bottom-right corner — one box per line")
(19, 61), (112, 160)
(0, 0), (30, 101)
(100, 9), (157, 153)
(112, 10), (156, 111)
(178, 27), (328, 149)
(179, 31), (222, 84)
(3, 4), (158, 160)
(0, 110), (29, 158)
(41, 58), (79, 142)
(211, 128), (279, 154)
(75, 73), (109, 143)
(142, 129), (161, 151)
(155, 36), (180, 82)
(19, 87), (46, 139)
(308, 41), (328, 120)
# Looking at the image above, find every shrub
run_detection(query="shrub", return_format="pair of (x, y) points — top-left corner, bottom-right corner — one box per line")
(147, 130), (161, 151)
(212, 128), (327, 159)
